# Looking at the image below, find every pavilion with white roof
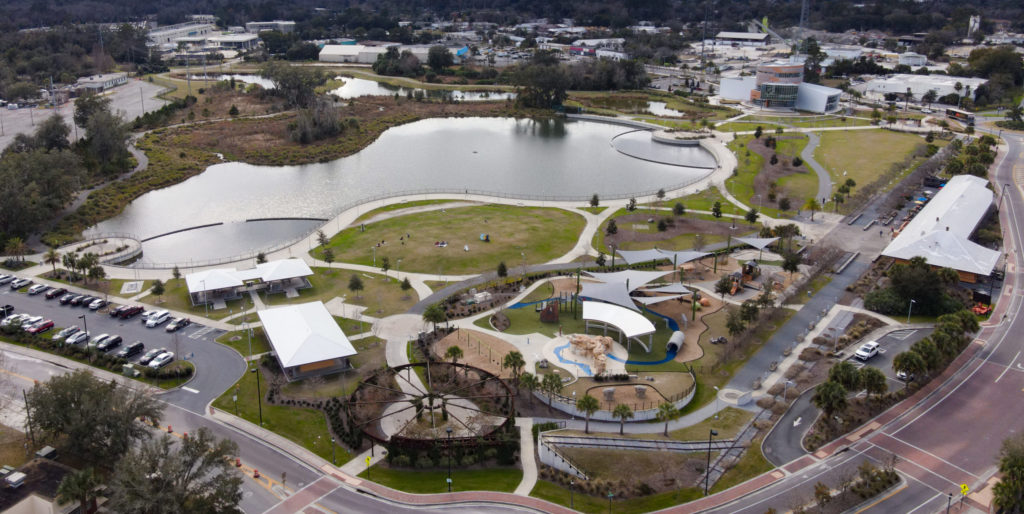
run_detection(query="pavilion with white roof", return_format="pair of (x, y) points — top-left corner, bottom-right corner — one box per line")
(186, 258), (314, 306)
(258, 301), (357, 381)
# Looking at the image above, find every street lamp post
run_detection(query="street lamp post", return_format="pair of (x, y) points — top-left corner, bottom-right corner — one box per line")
(446, 427), (453, 492)
(713, 385), (720, 419)
(755, 194), (762, 210)
(78, 315), (87, 338)
(570, 480), (574, 508)
(704, 429), (719, 495)
(252, 366), (263, 426)
(783, 380), (793, 401)
(907, 299), (916, 324)
(998, 182), (1010, 212)
(331, 437), (336, 465)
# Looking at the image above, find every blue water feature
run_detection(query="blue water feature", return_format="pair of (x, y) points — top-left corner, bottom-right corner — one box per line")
(553, 343), (593, 375)
(605, 346), (678, 365)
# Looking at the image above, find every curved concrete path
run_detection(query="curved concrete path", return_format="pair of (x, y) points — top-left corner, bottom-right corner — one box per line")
(800, 131), (834, 203)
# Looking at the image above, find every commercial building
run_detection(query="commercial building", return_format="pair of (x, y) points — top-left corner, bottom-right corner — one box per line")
(882, 175), (998, 283)
(208, 34), (261, 50)
(246, 20), (296, 33)
(898, 52), (927, 67)
(185, 258), (313, 306)
(714, 31), (770, 46)
(861, 74), (988, 100)
(75, 72), (128, 92)
(719, 61), (842, 113)
(319, 44), (393, 64)
(258, 301), (357, 381)
(148, 21), (216, 46)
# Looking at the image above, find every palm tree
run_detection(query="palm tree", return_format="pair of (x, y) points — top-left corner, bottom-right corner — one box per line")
(520, 372), (539, 406)
(576, 394), (600, 434)
(657, 402), (677, 436)
(502, 351), (525, 390)
(892, 351), (926, 388)
(4, 237), (27, 262)
(613, 404), (634, 435)
(44, 248), (60, 275)
(541, 372), (562, 412)
(812, 381), (847, 425)
(422, 303), (446, 333)
(1008, 105), (1024, 124)
(444, 345), (463, 365)
(56, 467), (100, 514)
(62, 253), (78, 281)
(803, 198), (820, 221)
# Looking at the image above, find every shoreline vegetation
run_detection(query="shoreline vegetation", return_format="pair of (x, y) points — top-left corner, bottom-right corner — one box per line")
(44, 93), (547, 245)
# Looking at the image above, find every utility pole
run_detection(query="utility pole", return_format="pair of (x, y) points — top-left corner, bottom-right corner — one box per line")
(23, 390), (34, 446)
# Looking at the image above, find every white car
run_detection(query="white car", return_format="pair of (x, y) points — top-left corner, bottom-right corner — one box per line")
(148, 351), (175, 369)
(0, 313), (27, 327)
(27, 284), (48, 295)
(87, 333), (110, 349)
(145, 310), (170, 328)
(66, 332), (89, 345)
(52, 326), (80, 341)
(854, 341), (880, 361)
(19, 316), (43, 331)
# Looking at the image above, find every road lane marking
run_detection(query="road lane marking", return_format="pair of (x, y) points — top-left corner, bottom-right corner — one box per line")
(883, 433), (981, 480)
(182, 386), (199, 394)
(904, 492), (945, 514)
(0, 367), (39, 384)
(995, 350), (1021, 383)
(854, 480), (908, 513)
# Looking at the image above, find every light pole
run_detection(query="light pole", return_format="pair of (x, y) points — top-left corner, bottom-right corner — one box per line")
(331, 437), (336, 465)
(372, 246), (376, 266)
(446, 426), (453, 492)
(998, 182), (1010, 212)
(201, 279), (208, 317)
(755, 194), (762, 210)
(907, 299), (916, 324)
(783, 380), (793, 401)
(252, 365), (263, 426)
(713, 385), (720, 419)
(78, 315), (87, 338)
(704, 429), (719, 495)
(570, 479), (574, 508)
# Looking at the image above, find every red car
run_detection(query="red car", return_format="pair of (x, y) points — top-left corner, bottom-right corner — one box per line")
(26, 320), (54, 334)
(119, 305), (145, 319)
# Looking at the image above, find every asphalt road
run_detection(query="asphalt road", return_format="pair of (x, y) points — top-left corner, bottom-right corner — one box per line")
(707, 128), (1024, 513)
(0, 282), (244, 413)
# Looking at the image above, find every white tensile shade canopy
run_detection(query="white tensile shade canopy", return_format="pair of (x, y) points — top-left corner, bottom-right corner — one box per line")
(584, 269), (675, 291)
(579, 281), (641, 311)
(615, 249), (709, 266)
(582, 300), (656, 352)
(734, 237), (779, 250)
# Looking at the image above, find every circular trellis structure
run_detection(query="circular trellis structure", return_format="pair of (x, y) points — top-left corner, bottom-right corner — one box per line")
(348, 362), (516, 450)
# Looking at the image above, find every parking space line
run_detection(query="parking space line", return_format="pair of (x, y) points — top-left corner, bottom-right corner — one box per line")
(181, 386), (199, 394)
(995, 351), (1021, 383)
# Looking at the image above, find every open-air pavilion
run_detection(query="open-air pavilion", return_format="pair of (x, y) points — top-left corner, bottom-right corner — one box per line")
(582, 301), (657, 352)
(614, 248), (711, 267)
(733, 237), (780, 260)
(186, 258), (314, 307)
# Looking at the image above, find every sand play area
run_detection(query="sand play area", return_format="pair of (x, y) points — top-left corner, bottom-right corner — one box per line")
(433, 329), (518, 378)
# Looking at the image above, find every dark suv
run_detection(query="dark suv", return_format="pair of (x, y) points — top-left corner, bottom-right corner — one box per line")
(97, 335), (123, 351)
(115, 341), (144, 359)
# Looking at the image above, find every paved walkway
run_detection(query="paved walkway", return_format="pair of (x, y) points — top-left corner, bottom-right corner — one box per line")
(513, 417), (538, 496)
(801, 131), (835, 202)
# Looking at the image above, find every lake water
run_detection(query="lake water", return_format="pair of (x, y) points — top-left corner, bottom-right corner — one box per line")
(329, 77), (516, 102)
(94, 118), (715, 266)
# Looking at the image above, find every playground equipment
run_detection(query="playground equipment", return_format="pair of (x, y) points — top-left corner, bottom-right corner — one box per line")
(972, 303), (992, 316)
(727, 261), (763, 295)
(568, 333), (615, 375)
(667, 331), (686, 353)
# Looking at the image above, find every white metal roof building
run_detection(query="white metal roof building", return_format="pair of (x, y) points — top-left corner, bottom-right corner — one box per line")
(714, 32), (770, 46)
(186, 258), (314, 305)
(258, 301), (356, 381)
(862, 74), (988, 100)
(582, 301), (657, 352)
(881, 175), (998, 281)
(318, 44), (393, 64)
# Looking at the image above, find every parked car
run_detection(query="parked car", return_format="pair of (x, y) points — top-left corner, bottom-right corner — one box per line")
(96, 335), (122, 351)
(0, 275), (13, 285)
(165, 317), (191, 332)
(45, 287), (67, 299)
(0, 305), (13, 318)
(1, 314), (28, 328)
(139, 348), (167, 365)
(27, 284), (48, 295)
(146, 310), (170, 328)
(52, 326), (80, 341)
(87, 333), (110, 349)
(120, 306), (145, 319)
(59, 294), (76, 305)
(115, 341), (144, 359)
(109, 305), (128, 317)
(148, 352), (175, 369)
(26, 320), (54, 334)
(896, 369), (915, 382)
(19, 316), (43, 331)
(854, 341), (880, 361)
(139, 310), (157, 323)
(69, 295), (86, 306)
(10, 278), (31, 289)
(77, 296), (96, 307)
(66, 331), (90, 345)
(88, 298), (108, 310)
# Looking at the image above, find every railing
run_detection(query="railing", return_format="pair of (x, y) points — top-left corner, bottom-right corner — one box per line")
(532, 370), (698, 421)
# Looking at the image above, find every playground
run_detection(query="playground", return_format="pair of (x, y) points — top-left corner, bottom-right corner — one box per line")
(432, 329), (518, 378)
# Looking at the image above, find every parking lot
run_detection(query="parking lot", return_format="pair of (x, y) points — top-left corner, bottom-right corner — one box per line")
(0, 276), (245, 413)
(846, 327), (932, 387)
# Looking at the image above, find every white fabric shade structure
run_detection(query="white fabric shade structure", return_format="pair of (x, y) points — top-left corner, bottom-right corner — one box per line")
(258, 301), (356, 369)
(186, 258), (314, 294)
(643, 284), (692, 294)
(734, 237), (780, 250)
(584, 269), (675, 290)
(615, 248), (710, 266)
(582, 301), (656, 352)
(882, 175), (998, 276)
(632, 294), (687, 305)
(579, 281), (642, 311)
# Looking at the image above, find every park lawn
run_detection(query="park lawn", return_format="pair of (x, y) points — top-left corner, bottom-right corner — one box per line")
(530, 480), (703, 514)
(577, 206), (607, 215)
(715, 121), (786, 133)
(227, 312), (260, 325)
(631, 117), (692, 129)
(813, 129), (926, 188)
(263, 268), (417, 317)
(727, 134), (809, 218)
(213, 367), (351, 464)
(557, 407), (752, 442)
(711, 436), (773, 493)
(154, 278), (247, 320)
(353, 199), (459, 223)
(788, 117), (872, 128)
(216, 329), (271, 358)
(521, 281), (556, 303)
(358, 465), (521, 493)
(0, 425), (29, 468)
(314, 205), (586, 275)
(789, 274), (833, 305)
(591, 206), (736, 254)
(671, 188), (731, 213)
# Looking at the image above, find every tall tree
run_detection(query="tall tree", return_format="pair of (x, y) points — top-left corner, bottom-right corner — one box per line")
(422, 303), (446, 333)
(576, 394), (600, 434)
(803, 198), (820, 221)
(444, 345), (463, 366)
(26, 369), (163, 465)
(541, 372), (562, 411)
(828, 361), (861, 391)
(613, 404), (634, 435)
(347, 274), (364, 299)
(56, 468), (101, 514)
(503, 351), (526, 389)
(151, 279), (165, 303)
(73, 93), (112, 128)
(427, 45), (454, 71)
(106, 427), (243, 514)
(859, 367), (888, 399)
(85, 107), (131, 175)
(520, 372), (539, 406)
(44, 248), (60, 274)
(812, 381), (847, 424)
(657, 402), (677, 436)
(994, 432), (1024, 513)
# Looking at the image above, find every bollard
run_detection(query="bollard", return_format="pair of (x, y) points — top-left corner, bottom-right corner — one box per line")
(167, 425), (172, 433)
(254, 469), (260, 479)
(236, 458), (242, 467)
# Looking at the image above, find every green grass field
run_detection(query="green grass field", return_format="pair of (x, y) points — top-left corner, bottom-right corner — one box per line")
(314, 205), (586, 275)
(715, 121), (786, 133)
(358, 465), (522, 493)
(813, 130), (926, 189)
(727, 134), (812, 218)
(353, 199), (459, 223)
(263, 268), (417, 317)
(213, 367), (351, 464)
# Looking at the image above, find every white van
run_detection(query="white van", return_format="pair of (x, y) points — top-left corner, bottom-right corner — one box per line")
(145, 310), (170, 328)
